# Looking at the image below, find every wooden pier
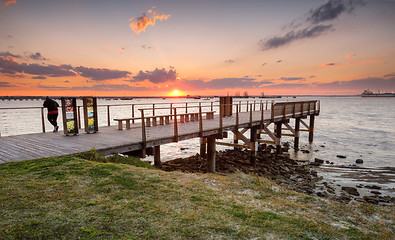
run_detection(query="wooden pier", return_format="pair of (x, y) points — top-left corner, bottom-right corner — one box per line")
(0, 100), (320, 172)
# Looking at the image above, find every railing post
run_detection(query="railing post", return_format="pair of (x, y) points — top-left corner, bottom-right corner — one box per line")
(260, 102), (264, 130)
(246, 101), (249, 112)
(266, 100), (268, 110)
(185, 102), (188, 113)
(271, 101), (274, 121)
(283, 103), (287, 119)
(132, 104), (135, 124)
(301, 102), (304, 116)
(199, 106), (203, 136)
(170, 103), (173, 120)
(173, 108), (178, 142)
(293, 102), (296, 118)
(211, 101), (213, 112)
(249, 103), (253, 127)
(253, 100), (256, 111)
(78, 106), (81, 129)
(153, 104), (155, 116)
(107, 105), (110, 126)
(236, 104), (239, 129)
(140, 109), (147, 158)
(41, 107), (46, 133)
(219, 104), (223, 134)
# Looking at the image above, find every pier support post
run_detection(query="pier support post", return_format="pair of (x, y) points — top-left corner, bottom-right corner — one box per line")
(294, 118), (301, 150)
(309, 115), (315, 143)
(250, 127), (257, 165)
(200, 137), (207, 157)
(154, 145), (161, 168)
(275, 121), (282, 154)
(207, 136), (216, 173)
(233, 131), (239, 150)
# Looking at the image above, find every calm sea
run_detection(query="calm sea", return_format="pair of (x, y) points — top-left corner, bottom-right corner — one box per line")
(1, 96), (394, 197)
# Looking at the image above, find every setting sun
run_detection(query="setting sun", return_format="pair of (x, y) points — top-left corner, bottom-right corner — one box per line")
(173, 90), (179, 96)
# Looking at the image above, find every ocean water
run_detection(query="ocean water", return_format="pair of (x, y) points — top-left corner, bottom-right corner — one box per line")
(1, 96), (394, 197)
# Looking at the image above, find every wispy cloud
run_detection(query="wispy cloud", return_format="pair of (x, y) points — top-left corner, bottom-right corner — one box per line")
(181, 77), (261, 90)
(32, 76), (47, 80)
(280, 77), (305, 81)
(307, 0), (365, 24)
(129, 7), (170, 34)
(71, 84), (149, 92)
(346, 54), (356, 58)
(225, 59), (235, 63)
(260, 24), (333, 50)
(322, 62), (336, 67)
(130, 68), (177, 83)
(260, 0), (365, 51)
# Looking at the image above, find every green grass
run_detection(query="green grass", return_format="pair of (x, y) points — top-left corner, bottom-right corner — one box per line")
(0, 153), (394, 239)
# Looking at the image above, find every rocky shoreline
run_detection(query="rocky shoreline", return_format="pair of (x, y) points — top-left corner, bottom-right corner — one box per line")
(159, 144), (395, 206)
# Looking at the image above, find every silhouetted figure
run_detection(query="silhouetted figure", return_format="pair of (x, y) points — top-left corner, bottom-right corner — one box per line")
(43, 96), (59, 132)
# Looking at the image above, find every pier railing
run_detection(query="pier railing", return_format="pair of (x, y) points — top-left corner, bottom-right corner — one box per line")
(0, 99), (319, 137)
(136, 100), (320, 154)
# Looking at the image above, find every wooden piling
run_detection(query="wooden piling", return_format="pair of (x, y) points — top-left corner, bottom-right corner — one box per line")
(275, 121), (282, 154)
(250, 127), (257, 165)
(154, 145), (161, 167)
(200, 137), (207, 157)
(294, 117), (301, 150)
(207, 136), (216, 173)
(309, 115), (315, 143)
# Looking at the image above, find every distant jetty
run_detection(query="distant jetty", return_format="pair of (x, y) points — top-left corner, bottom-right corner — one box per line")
(361, 89), (395, 97)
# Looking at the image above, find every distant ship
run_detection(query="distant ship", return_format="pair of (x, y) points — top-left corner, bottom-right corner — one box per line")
(361, 89), (395, 97)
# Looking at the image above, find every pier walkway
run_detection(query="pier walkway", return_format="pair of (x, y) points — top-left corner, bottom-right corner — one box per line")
(0, 100), (320, 172)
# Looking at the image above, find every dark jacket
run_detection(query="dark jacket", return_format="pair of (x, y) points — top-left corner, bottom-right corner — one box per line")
(43, 98), (59, 112)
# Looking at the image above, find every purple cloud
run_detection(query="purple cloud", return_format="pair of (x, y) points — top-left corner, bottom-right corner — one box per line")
(74, 66), (131, 81)
(0, 57), (76, 77)
(131, 68), (177, 83)
(0, 81), (16, 87)
(28, 52), (48, 61)
(0, 51), (21, 58)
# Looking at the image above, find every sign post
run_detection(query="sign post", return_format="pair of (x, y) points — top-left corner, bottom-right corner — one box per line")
(82, 97), (98, 133)
(61, 97), (78, 136)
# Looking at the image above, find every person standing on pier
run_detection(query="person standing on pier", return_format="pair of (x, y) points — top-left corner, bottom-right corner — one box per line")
(43, 97), (59, 132)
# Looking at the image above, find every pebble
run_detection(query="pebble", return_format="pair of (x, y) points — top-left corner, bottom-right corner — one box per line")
(336, 155), (347, 159)
(356, 159), (363, 164)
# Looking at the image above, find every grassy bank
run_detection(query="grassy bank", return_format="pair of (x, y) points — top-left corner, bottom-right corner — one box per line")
(0, 153), (393, 239)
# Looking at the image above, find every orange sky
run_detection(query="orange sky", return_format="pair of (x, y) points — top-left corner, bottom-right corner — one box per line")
(1, 0), (395, 96)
